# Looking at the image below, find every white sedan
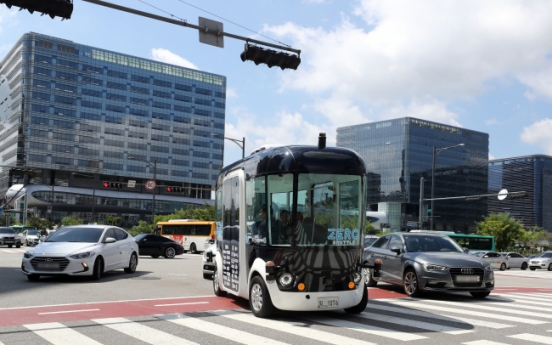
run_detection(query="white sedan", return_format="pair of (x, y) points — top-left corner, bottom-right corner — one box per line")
(21, 225), (139, 281)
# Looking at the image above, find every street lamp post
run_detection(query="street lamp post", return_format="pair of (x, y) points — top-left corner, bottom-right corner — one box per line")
(211, 133), (246, 159)
(430, 143), (465, 230)
(129, 157), (157, 223)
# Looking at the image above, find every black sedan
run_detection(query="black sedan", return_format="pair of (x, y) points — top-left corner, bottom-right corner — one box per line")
(135, 234), (184, 259)
(363, 232), (494, 298)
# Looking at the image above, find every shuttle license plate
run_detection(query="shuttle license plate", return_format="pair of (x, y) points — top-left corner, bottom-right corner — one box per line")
(318, 297), (339, 309)
(455, 275), (480, 283)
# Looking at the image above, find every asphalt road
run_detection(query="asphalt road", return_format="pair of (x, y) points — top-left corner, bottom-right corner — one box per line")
(1, 247), (552, 345)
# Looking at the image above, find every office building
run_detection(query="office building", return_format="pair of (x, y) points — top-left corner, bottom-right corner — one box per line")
(0, 32), (226, 226)
(489, 155), (552, 232)
(337, 117), (489, 233)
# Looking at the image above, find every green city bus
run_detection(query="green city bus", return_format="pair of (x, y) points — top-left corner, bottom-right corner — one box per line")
(409, 230), (495, 253)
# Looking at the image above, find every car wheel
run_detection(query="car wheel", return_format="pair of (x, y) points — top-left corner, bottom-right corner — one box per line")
(7, 245), (12, 248)
(521, 262), (528, 270)
(26, 240), (30, 246)
(151, 255), (160, 258)
(249, 276), (275, 318)
(403, 269), (422, 297)
(204, 273), (213, 280)
(530, 267), (536, 271)
(164, 247), (176, 259)
(365, 266), (378, 287)
(92, 257), (103, 280)
(124, 253), (138, 273)
(27, 274), (40, 281)
(213, 266), (226, 297)
(470, 291), (490, 298)
(344, 284), (368, 314)
(548, 263), (552, 271)
(499, 263), (506, 271)
(16, 244), (20, 248)
(190, 243), (198, 254)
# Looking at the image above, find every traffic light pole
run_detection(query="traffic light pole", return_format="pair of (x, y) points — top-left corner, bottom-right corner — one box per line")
(422, 191), (527, 202)
(82, 0), (300, 55)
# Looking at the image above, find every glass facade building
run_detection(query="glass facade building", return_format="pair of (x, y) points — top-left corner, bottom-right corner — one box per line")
(337, 117), (489, 233)
(489, 155), (552, 232)
(0, 32), (226, 226)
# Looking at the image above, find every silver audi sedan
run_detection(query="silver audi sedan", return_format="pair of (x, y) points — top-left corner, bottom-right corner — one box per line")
(363, 232), (494, 298)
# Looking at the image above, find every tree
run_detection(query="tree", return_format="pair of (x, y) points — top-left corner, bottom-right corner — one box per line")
(525, 226), (549, 252)
(476, 213), (525, 251)
(60, 215), (84, 226)
(128, 220), (154, 237)
(104, 215), (122, 226)
(365, 222), (375, 235)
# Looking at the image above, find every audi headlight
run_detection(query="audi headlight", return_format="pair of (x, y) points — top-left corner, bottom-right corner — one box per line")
(278, 273), (295, 287)
(423, 263), (447, 272)
(484, 265), (493, 272)
(23, 252), (33, 259)
(70, 251), (96, 259)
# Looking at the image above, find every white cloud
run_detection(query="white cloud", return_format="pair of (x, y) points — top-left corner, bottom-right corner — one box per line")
(379, 99), (462, 127)
(265, 0), (552, 118)
(489, 153), (496, 160)
(226, 88), (238, 98)
(150, 48), (198, 70)
(486, 119), (501, 125)
(520, 118), (552, 154)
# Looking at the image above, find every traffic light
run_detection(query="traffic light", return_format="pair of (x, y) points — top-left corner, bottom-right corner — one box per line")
(0, 0), (73, 20)
(240, 44), (301, 70)
(103, 182), (122, 188)
(465, 196), (481, 202)
(167, 186), (184, 193)
(509, 192), (528, 199)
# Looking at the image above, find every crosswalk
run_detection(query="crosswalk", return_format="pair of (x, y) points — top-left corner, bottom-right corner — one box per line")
(1, 292), (552, 345)
(0, 247), (28, 254)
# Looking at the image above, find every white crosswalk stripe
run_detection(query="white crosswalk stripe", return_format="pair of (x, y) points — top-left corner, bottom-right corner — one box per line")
(6, 294), (552, 345)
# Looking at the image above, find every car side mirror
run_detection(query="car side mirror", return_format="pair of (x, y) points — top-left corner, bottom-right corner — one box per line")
(104, 237), (116, 243)
(463, 247), (469, 254)
(390, 246), (402, 255)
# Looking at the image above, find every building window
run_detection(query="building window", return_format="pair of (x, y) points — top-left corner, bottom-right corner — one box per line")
(175, 83), (192, 92)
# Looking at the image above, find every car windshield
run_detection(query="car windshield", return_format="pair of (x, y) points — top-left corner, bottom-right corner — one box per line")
(45, 227), (105, 243)
(404, 235), (463, 253)
(364, 237), (378, 247)
(134, 234), (146, 241)
(536, 252), (552, 258)
(27, 230), (38, 235)
(0, 228), (15, 234)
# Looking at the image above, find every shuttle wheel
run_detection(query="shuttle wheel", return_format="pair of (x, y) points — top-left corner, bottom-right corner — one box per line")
(213, 266), (226, 297)
(345, 284), (368, 314)
(249, 276), (275, 318)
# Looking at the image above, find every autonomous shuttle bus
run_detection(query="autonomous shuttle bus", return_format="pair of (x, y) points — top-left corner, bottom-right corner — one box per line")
(210, 134), (381, 318)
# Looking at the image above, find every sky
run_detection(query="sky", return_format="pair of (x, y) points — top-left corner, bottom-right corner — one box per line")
(1, 0), (552, 166)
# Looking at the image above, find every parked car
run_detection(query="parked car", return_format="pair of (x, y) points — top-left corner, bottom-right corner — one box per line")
(364, 235), (379, 248)
(363, 232), (494, 298)
(528, 251), (552, 271)
(500, 252), (529, 270)
(0, 227), (22, 248)
(202, 243), (216, 279)
(20, 229), (41, 246)
(21, 225), (139, 281)
(473, 251), (508, 271)
(134, 234), (184, 259)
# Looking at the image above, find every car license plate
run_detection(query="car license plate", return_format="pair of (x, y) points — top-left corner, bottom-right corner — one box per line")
(455, 275), (480, 283)
(4, 240), (13, 243)
(37, 262), (59, 271)
(318, 297), (339, 309)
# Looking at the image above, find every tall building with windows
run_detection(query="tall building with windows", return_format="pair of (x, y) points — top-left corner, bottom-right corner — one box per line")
(489, 155), (552, 232)
(337, 117), (489, 233)
(0, 32), (226, 227)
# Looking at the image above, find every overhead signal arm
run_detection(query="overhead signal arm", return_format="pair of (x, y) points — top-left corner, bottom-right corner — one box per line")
(82, 0), (301, 70)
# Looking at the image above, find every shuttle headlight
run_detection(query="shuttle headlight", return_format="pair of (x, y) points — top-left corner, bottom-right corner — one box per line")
(353, 272), (362, 284)
(278, 273), (294, 287)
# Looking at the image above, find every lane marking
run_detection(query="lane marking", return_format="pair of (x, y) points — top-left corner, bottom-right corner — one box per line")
(24, 322), (103, 345)
(463, 341), (512, 345)
(154, 302), (208, 307)
(38, 309), (100, 315)
(509, 333), (552, 344)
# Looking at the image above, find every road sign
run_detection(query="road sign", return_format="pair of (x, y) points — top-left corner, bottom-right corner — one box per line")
(498, 188), (508, 200)
(198, 17), (224, 48)
(145, 180), (156, 190)
(127, 180), (136, 188)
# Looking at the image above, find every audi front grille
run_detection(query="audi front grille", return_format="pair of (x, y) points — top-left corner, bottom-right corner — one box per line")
(449, 267), (485, 287)
(30, 257), (70, 272)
